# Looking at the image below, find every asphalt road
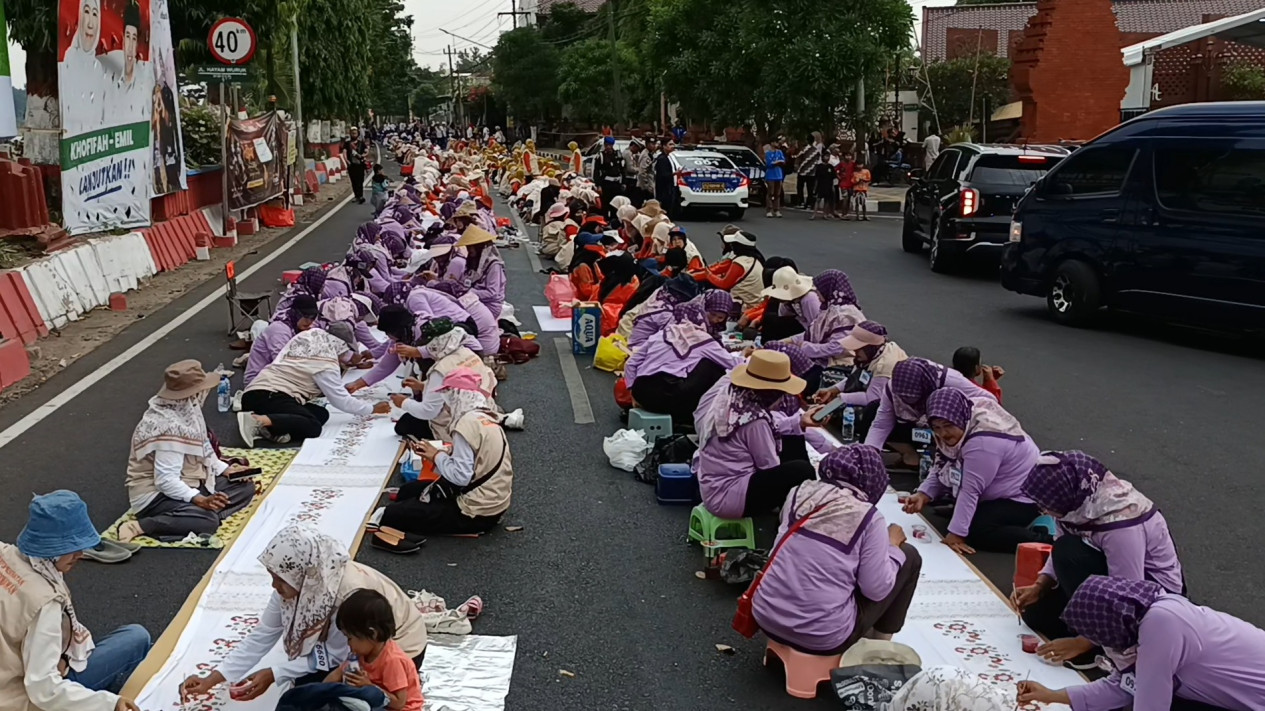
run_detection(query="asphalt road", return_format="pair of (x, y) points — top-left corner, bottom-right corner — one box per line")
(2, 196), (1261, 711)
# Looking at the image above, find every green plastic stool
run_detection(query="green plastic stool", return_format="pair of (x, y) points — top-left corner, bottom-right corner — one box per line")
(688, 504), (756, 555)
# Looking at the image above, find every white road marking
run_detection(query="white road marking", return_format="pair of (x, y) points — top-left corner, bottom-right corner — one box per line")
(553, 337), (594, 425)
(0, 194), (355, 449)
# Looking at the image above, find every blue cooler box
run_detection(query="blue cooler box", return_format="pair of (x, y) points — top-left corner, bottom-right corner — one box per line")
(571, 301), (601, 355)
(656, 463), (701, 505)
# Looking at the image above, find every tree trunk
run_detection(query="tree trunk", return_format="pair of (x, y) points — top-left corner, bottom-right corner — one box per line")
(22, 47), (61, 167)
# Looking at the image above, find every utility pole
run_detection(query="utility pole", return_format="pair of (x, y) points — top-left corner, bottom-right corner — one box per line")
(608, 0), (623, 125)
(445, 45), (456, 125)
(291, 15), (305, 197)
(497, 0), (532, 30)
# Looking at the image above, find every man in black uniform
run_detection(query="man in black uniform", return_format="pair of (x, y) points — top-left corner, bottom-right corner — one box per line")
(594, 136), (626, 221)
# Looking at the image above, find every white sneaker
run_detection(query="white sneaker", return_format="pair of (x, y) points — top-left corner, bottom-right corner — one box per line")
(231, 391), (243, 412)
(237, 412), (262, 448)
(232, 353), (249, 368)
(338, 698), (371, 711)
(503, 408), (525, 430)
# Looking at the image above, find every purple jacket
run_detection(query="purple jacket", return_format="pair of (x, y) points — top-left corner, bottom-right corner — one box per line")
(623, 332), (738, 387)
(244, 321), (295, 385)
(629, 310), (674, 348)
(863, 368), (995, 450)
(1040, 513), (1184, 594)
(918, 433), (1038, 538)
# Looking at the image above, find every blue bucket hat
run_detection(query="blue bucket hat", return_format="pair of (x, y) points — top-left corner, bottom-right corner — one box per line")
(17, 491), (100, 559)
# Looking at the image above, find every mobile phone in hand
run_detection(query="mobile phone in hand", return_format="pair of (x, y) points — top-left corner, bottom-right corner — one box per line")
(812, 397), (844, 423)
(227, 467), (263, 480)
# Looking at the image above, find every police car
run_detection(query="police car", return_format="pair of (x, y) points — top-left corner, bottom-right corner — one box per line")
(668, 150), (749, 219)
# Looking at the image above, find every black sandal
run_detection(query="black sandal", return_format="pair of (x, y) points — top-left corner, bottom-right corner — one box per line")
(370, 527), (425, 554)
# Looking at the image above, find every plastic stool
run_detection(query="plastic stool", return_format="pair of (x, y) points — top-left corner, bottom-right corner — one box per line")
(1014, 542), (1053, 589)
(764, 639), (842, 699)
(1031, 514), (1057, 537)
(655, 464), (700, 505)
(687, 504), (756, 553)
(282, 269), (302, 284)
(628, 408), (673, 443)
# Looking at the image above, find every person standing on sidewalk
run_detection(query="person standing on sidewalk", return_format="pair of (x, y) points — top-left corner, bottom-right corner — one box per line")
(654, 141), (679, 218)
(922, 129), (941, 169)
(595, 137), (626, 221)
(795, 131), (824, 209)
(764, 140), (787, 218)
(342, 127), (370, 205)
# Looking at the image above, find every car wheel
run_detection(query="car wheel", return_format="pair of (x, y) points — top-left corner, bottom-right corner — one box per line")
(731, 207), (746, 221)
(1046, 260), (1102, 326)
(901, 206), (923, 253)
(928, 217), (954, 274)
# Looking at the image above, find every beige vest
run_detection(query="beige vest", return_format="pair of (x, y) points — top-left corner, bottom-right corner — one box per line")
(729, 256), (765, 309)
(427, 348), (497, 441)
(0, 543), (67, 711)
(337, 563), (427, 658)
(244, 359), (324, 403)
(616, 300), (644, 341)
(124, 451), (209, 505)
(452, 413), (514, 518)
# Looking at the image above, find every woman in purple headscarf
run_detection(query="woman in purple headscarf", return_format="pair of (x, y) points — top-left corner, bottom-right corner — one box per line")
(244, 295), (319, 386)
(752, 445), (921, 655)
(627, 274), (700, 347)
(863, 356), (996, 469)
(320, 296), (387, 359)
(901, 387), (1046, 555)
(701, 290), (736, 337)
(623, 300), (741, 425)
(786, 269), (866, 364)
(455, 227), (506, 318)
(1011, 451), (1184, 667)
(1018, 575), (1265, 711)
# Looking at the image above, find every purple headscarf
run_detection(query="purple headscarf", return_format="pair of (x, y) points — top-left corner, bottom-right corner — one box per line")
(377, 223), (410, 260)
(296, 267), (327, 297)
(813, 269), (859, 307)
(703, 290), (736, 319)
(429, 280), (462, 297)
(355, 221), (381, 244)
(696, 376), (779, 448)
(440, 201), (457, 220)
(382, 281), (414, 307)
(672, 297), (708, 328)
(1022, 451), (1155, 533)
(925, 388), (972, 430)
(1062, 575), (1164, 651)
(763, 341), (814, 378)
(890, 358), (947, 412)
(818, 444), (889, 503)
(346, 246), (376, 276)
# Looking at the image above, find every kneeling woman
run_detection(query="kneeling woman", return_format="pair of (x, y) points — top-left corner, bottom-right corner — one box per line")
(120, 361), (257, 542)
(1018, 576), (1265, 711)
(180, 525), (427, 701)
(902, 388), (1049, 554)
(693, 350), (817, 518)
(239, 326), (390, 447)
(380, 368), (514, 538)
(1013, 451), (1184, 666)
(753, 445), (921, 655)
(623, 300), (740, 425)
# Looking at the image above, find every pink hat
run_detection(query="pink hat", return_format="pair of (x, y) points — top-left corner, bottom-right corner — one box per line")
(437, 367), (485, 393)
(840, 320), (888, 352)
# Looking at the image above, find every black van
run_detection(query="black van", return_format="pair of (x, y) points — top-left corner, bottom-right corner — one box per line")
(1000, 102), (1265, 328)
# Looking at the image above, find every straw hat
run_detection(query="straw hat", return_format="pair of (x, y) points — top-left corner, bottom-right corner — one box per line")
(456, 225), (497, 247)
(730, 350), (805, 394)
(639, 200), (664, 218)
(761, 265), (814, 301)
(454, 201), (478, 219)
(157, 359), (220, 400)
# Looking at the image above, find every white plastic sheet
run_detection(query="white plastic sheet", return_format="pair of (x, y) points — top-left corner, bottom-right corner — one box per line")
(421, 635), (518, 711)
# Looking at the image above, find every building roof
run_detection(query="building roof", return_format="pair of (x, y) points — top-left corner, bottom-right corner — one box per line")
(1122, 7), (1265, 64)
(538, 0), (606, 13)
(923, 0), (1265, 61)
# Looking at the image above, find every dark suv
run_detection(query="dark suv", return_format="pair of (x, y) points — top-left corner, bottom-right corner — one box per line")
(902, 144), (1069, 272)
(1001, 102), (1265, 328)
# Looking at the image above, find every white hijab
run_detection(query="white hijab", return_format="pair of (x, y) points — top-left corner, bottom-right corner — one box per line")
(258, 524), (350, 659)
(885, 666), (1015, 710)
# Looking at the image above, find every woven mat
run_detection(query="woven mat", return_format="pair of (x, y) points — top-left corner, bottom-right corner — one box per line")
(101, 448), (296, 550)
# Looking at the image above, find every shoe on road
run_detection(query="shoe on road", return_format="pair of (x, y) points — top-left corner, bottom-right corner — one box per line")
(238, 412), (263, 448)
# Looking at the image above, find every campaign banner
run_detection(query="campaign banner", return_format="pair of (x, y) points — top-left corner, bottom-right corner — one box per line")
(0, 4), (17, 138)
(58, 0), (154, 235)
(228, 111), (285, 210)
(149, 0), (186, 195)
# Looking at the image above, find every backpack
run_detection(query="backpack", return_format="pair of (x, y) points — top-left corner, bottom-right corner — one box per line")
(499, 335), (540, 365)
(633, 434), (698, 484)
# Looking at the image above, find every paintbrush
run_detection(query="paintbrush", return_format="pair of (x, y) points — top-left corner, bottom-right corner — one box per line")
(1016, 669), (1031, 710)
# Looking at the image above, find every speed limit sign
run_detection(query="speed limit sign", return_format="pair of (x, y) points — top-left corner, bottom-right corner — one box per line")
(208, 18), (257, 65)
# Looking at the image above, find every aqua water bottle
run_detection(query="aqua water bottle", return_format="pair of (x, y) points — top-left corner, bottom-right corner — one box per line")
(841, 406), (856, 442)
(216, 371), (231, 413)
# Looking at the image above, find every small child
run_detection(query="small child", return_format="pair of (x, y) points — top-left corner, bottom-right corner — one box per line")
(328, 589), (423, 711)
(952, 346), (1004, 402)
(851, 164), (871, 221)
(370, 164), (390, 216)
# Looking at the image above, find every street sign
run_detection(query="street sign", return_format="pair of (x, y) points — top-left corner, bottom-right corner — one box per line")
(208, 17), (257, 65)
(196, 64), (249, 81)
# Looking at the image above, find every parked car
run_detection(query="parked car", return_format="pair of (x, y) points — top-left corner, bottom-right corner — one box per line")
(698, 143), (767, 206)
(666, 150), (749, 219)
(1001, 101), (1265, 328)
(902, 143), (1069, 272)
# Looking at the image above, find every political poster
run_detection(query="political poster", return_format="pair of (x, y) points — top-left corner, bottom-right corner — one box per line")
(0, 4), (17, 138)
(58, 0), (154, 235)
(227, 111), (285, 210)
(149, 0), (186, 195)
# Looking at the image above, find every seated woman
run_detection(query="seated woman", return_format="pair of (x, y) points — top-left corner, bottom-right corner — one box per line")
(693, 350), (818, 518)
(568, 232), (606, 302)
(429, 280), (502, 355)
(902, 388), (1050, 555)
(692, 228), (765, 310)
(597, 253), (640, 336)
(815, 321), (909, 439)
(762, 341), (822, 463)
(624, 300), (740, 426)
(3, 491), (152, 711)
(794, 269), (866, 365)
(863, 357), (996, 470)
(379, 368), (514, 540)
(762, 266), (823, 333)
(1013, 451), (1184, 667)
(1018, 576), (1265, 711)
(119, 361), (256, 542)
(180, 525), (427, 701)
(662, 226), (705, 276)
(239, 325), (390, 447)
(382, 317), (497, 441)
(539, 202), (576, 260)
(626, 274), (699, 347)
(245, 295), (319, 385)
(455, 226), (507, 318)
(752, 445), (920, 655)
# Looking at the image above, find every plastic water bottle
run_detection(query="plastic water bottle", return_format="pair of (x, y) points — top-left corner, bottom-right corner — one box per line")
(841, 406), (856, 442)
(216, 369), (231, 413)
(347, 653), (362, 674)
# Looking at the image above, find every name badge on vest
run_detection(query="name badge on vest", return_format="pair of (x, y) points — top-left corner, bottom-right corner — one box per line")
(859, 370), (872, 386)
(312, 642), (332, 671)
(948, 465), (963, 496)
(458, 291), (480, 310)
(1119, 672), (1136, 696)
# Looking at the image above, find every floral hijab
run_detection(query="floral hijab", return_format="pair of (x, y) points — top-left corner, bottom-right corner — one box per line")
(886, 665), (1016, 711)
(258, 524), (350, 659)
(789, 445), (890, 551)
(696, 376), (777, 449)
(1021, 450), (1155, 533)
(925, 387), (1027, 463)
(427, 327), (468, 360)
(130, 391), (209, 460)
(662, 299), (715, 358)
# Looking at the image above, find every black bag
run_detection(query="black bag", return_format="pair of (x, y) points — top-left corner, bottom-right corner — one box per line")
(633, 433), (697, 484)
(830, 664), (922, 710)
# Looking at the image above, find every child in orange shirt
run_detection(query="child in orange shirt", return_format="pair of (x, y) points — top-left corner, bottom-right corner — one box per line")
(850, 165), (871, 221)
(327, 590), (424, 711)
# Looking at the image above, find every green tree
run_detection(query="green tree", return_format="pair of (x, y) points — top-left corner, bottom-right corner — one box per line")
(556, 38), (643, 124)
(919, 54), (1012, 134)
(1221, 63), (1265, 101)
(538, 2), (598, 46)
(491, 27), (562, 122)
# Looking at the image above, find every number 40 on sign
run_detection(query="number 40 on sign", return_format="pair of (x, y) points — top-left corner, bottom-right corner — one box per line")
(208, 17), (257, 66)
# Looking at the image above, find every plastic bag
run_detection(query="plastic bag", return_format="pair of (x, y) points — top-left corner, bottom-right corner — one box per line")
(603, 429), (652, 472)
(545, 274), (575, 318)
(593, 334), (630, 373)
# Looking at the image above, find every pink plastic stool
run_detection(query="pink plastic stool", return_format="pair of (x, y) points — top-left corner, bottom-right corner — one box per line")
(763, 639), (842, 699)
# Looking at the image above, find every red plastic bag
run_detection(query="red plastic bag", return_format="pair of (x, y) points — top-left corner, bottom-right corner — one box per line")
(258, 204), (295, 228)
(496, 217), (511, 228)
(545, 274), (575, 318)
(614, 378), (633, 409)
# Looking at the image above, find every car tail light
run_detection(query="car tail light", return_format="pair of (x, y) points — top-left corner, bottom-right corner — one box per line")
(676, 171), (692, 188)
(737, 173), (750, 189)
(960, 188), (979, 217)
(1009, 220), (1022, 243)
(1017, 155), (1047, 163)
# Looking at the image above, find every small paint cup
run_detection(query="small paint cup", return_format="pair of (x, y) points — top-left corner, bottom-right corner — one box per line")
(1019, 634), (1039, 653)
(229, 682), (250, 700)
(912, 524), (930, 542)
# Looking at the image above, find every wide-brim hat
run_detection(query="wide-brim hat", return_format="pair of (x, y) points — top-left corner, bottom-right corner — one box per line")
(454, 201), (478, 218)
(639, 200), (664, 218)
(157, 359), (220, 400)
(731, 350), (805, 394)
(17, 490), (100, 558)
(456, 225), (497, 247)
(761, 265), (814, 301)
(841, 321), (887, 352)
